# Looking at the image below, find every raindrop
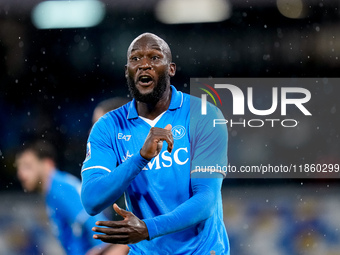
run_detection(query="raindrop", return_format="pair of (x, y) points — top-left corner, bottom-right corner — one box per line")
(330, 106), (336, 114)
(263, 54), (270, 60)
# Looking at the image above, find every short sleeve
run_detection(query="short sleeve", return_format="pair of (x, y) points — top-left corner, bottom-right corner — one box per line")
(81, 117), (117, 174)
(190, 102), (228, 178)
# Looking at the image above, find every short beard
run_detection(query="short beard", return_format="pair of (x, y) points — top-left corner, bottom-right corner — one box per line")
(127, 73), (168, 105)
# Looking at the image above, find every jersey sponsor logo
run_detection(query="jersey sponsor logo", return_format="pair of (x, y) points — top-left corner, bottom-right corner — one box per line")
(84, 142), (91, 162)
(122, 150), (133, 162)
(171, 125), (186, 140)
(118, 133), (131, 141)
(142, 147), (189, 170)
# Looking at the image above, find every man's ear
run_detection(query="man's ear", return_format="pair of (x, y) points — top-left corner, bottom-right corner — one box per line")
(125, 65), (128, 78)
(169, 62), (176, 77)
(41, 158), (56, 171)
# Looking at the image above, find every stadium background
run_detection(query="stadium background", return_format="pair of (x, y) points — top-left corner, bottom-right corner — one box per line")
(0, 0), (339, 254)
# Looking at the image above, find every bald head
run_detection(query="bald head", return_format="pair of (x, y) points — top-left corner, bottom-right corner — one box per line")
(127, 33), (172, 63)
(125, 32), (176, 104)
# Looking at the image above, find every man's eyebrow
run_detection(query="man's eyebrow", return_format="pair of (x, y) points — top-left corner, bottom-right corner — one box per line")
(130, 46), (163, 54)
(150, 45), (162, 51)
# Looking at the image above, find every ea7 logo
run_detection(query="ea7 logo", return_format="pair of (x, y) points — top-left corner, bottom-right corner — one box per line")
(118, 133), (131, 141)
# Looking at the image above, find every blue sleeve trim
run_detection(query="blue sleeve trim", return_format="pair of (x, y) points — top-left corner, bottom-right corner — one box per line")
(132, 151), (151, 168)
(142, 218), (159, 240)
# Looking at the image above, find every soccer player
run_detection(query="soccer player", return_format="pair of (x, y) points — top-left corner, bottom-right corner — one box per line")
(92, 97), (130, 124)
(81, 33), (229, 254)
(15, 140), (109, 255)
(92, 97), (131, 255)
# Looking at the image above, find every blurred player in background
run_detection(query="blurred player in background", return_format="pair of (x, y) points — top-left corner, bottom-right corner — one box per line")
(15, 140), (112, 255)
(92, 97), (130, 124)
(91, 97), (131, 255)
(81, 33), (229, 254)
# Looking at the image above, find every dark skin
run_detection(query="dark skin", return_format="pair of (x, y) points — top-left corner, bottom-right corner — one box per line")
(92, 33), (176, 244)
(93, 204), (149, 244)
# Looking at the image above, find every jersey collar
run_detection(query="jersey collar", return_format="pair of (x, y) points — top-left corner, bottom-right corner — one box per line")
(127, 85), (183, 120)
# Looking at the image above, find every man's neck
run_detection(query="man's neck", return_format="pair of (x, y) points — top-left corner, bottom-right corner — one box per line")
(41, 167), (56, 194)
(136, 86), (172, 120)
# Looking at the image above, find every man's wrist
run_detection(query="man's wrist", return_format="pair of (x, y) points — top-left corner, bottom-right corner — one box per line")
(142, 218), (158, 240)
(141, 220), (150, 241)
(139, 149), (153, 161)
(129, 152), (150, 169)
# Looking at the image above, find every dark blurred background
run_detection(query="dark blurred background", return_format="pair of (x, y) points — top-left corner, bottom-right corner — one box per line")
(0, 0), (340, 254)
(1, 0), (340, 182)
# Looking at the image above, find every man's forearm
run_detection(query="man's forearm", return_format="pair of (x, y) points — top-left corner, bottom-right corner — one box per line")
(81, 153), (149, 216)
(143, 177), (223, 240)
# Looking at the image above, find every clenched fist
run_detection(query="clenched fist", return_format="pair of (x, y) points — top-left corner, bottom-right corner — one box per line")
(140, 124), (173, 160)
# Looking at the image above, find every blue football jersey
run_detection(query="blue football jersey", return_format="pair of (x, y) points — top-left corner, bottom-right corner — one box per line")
(45, 170), (106, 255)
(82, 85), (229, 254)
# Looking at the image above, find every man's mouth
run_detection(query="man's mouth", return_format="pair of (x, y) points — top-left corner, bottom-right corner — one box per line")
(138, 75), (154, 87)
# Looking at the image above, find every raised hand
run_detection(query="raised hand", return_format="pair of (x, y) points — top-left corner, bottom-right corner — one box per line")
(92, 204), (149, 244)
(140, 124), (173, 160)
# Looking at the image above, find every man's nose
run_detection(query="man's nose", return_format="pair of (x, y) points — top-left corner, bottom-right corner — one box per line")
(139, 57), (151, 70)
